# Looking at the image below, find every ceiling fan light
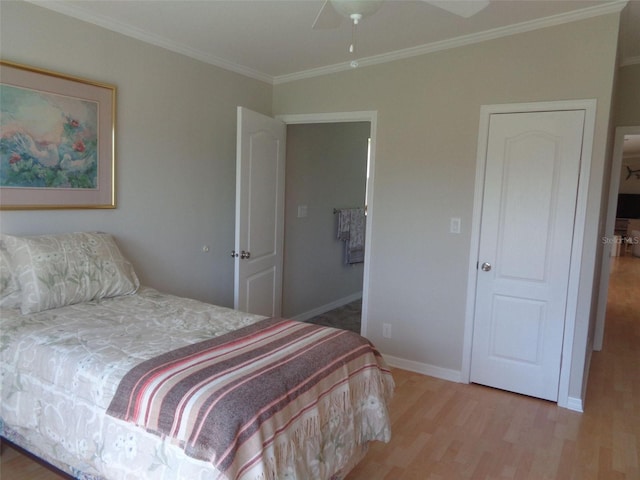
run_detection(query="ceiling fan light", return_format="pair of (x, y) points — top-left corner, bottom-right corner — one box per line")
(330, 0), (384, 19)
(426, 0), (490, 18)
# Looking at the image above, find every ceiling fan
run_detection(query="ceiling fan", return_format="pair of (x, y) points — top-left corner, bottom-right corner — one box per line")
(313, 0), (490, 58)
(313, 0), (491, 30)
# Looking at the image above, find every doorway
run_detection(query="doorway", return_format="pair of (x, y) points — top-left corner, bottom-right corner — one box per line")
(277, 112), (377, 336)
(595, 127), (640, 351)
(463, 100), (597, 409)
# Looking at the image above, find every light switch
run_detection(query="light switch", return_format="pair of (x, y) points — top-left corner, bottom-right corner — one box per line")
(297, 205), (308, 218)
(450, 217), (461, 234)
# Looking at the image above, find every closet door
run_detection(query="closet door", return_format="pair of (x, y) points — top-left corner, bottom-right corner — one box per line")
(470, 110), (585, 401)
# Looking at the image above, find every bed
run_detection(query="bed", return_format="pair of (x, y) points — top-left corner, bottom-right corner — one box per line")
(0, 232), (394, 480)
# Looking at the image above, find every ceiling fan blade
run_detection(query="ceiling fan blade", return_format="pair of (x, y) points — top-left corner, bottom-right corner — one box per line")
(423, 0), (490, 18)
(313, 0), (344, 29)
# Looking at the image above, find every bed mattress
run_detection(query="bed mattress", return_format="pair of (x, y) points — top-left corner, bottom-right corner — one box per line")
(0, 287), (393, 479)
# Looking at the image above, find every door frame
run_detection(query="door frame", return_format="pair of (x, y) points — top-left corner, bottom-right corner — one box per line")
(276, 111), (377, 337)
(594, 125), (640, 351)
(462, 100), (597, 410)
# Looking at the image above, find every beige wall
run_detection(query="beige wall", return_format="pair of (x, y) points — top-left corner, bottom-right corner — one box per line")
(618, 155), (640, 194)
(283, 122), (369, 318)
(614, 64), (640, 127)
(274, 13), (620, 402)
(0, 1), (272, 306)
(0, 0), (623, 407)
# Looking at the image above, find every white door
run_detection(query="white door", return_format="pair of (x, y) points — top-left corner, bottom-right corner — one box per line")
(234, 107), (286, 317)
(470, 110), (585, 401)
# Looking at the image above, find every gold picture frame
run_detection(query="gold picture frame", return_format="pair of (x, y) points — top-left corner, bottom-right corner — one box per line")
(0, 60), (116, 209)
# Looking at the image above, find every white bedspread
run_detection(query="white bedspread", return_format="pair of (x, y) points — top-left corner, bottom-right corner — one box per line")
(0, 287), (390, 479)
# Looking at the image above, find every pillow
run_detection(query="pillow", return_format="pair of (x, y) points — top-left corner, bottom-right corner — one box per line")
(3, 232), (140, 314)
(0, 243), (22, 309)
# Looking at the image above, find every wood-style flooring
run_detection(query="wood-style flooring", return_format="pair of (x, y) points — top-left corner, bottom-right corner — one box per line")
(346, 254), (640, 480)
(1, 256), (638, 479)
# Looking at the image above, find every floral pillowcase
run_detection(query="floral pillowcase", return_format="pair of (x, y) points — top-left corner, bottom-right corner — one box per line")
(2, 232), (140, 315)
(0, 245), (22, 309)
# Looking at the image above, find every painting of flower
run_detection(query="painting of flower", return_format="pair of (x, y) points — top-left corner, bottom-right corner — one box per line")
(0, 84), (99, 189)
(0, 61), (115, 209)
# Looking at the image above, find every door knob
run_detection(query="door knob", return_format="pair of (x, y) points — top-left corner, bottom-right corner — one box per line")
(231, 250), (239, 258)
(481, 262), (492, 272)
(240, 250), (251, 259)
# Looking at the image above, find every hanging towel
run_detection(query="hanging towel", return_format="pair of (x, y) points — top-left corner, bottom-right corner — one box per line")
(337, 208), (365, 264)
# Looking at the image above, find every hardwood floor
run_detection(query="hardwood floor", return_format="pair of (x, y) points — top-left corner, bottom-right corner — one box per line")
(1, 256), (638, 479)
(0, 444), (72, 480)
(346, 255), (640, 480)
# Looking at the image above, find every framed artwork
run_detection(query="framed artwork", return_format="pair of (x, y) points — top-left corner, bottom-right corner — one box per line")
(0, 61), (116, 209)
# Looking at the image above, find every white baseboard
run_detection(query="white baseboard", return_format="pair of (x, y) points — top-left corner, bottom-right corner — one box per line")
(385, 353), (585, 412)
(383, 354), (463, 383)
(291, 292), (362, 323)
(565, 396), (584, 413)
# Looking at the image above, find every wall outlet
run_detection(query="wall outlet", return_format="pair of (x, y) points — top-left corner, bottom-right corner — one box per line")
(383, 323), (392, 338)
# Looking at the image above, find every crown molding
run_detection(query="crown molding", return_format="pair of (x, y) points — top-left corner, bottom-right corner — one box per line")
(274, 0), (628, 84)
(27, 0), (628, 86)
(26, 0), (273, 85)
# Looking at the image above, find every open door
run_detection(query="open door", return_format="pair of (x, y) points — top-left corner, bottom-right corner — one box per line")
(234, 107), (286, 316)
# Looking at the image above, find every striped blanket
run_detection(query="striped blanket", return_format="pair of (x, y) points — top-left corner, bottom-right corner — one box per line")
(107, 317), (394, 480)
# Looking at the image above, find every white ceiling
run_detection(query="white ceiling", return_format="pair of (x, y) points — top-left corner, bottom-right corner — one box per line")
(29, 0), (638, 84)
